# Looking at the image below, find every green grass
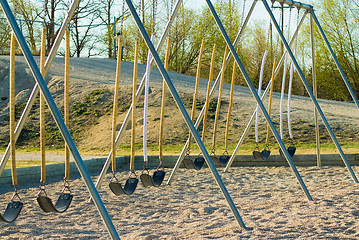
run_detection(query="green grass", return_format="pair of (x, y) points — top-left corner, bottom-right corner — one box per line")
(2, 141), (359, 169)
(4, 160), (63, 169)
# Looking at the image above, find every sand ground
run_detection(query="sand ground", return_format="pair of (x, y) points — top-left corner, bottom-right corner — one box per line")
(1, 165), (359, 239)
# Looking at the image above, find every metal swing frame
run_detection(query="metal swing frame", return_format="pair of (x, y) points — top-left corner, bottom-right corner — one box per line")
(222, 0), (359, 186)
(1, 0), (358, 237)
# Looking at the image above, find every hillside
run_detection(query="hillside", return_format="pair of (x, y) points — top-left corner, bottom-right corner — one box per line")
(0, 56), (358, 154)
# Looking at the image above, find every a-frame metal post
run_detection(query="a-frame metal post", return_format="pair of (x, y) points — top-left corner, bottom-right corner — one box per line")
(124, 0), (248, 229)
(224, 9), (308, 172)
(0, 0), (81, 177)
(205, 0), (313, 201)
(0, 1), (120, 239)
(262, 0), (358, 183)
(89, 0), (183, 202)
(166, 0), (258, 185)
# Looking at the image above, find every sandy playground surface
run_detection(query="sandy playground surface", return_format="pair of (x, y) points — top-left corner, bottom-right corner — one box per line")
(1, 165), (359, 239)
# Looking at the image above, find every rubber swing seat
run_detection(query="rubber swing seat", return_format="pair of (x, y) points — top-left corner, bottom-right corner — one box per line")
(140, 170), (166, 187)
(0, 201), (23, 223)
(252, 150), (263, 160)
(261, 149), (271, 160)
(183, 155), (205, 170)
(109, 177), (138, 195)
(218, 155), (230, 165)
(279, 146), (296, 158)
(37, 193), (73, 213)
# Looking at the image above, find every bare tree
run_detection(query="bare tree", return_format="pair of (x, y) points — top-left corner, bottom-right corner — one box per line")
(69, 0), (99, 57)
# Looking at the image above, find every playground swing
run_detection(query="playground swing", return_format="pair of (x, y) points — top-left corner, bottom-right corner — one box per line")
(182, 10), (210, 170)
(0, 32), (23, 223)
(141, 38), (170, 187)
(109, 39), (139, 195)
(252, 50), (269, 160)
(279, 6), (297, 158)
(139, 0), (166, 187)
(252, 4), (280, 160)
(262, 58), (278, 157)
(37, 28), (73, 213)
(183, 41), (216, 170)
(210, 46), (230, 165)
(182, 39), (206, 170)
(219, 48), (240, 165)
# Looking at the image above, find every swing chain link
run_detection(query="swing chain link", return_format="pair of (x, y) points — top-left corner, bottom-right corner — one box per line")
(142, 161), (150, 174)
(110, 171), (119, 183)
(62, 179), (71, 194)
(129, 170), (137, 178)
(11, 187), (21, 202)
(37, 183), (48, 197)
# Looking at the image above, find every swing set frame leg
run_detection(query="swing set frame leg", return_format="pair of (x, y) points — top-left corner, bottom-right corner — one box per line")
(0, 1), (120, 239)
(0, 0), (81, 177)
(263, 1), (358, 183)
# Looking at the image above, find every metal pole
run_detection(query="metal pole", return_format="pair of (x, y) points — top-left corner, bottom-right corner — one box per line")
(262, 0), (358, 183)
(0, 1), (120, 239)
(166, 0), (258, 185)
(207, 0), (313, 201)
(311, 11), (359, 108)
(89, 0), (183, 202)
(310, 14), (321, 167)
(0, 0), (81, 177)
(224, 10), (308, 172)
(125, 0), (248, 229)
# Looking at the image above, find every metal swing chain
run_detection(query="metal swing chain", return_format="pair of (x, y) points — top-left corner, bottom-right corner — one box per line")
(120, 0), (126, 34)
(240, 0), (246, 29)
(274, 3), (282, 59)
(152, 0), (158, 37)
(168, 0), (173, 37)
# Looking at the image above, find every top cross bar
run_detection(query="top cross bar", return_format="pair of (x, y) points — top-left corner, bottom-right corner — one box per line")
(272, 0), (313, 11)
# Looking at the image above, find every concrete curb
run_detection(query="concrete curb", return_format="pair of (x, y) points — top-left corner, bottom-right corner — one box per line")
(1, 154), (358, 185)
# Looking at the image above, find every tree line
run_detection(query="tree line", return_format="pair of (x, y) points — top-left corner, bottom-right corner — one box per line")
(0, 0), (358, 102)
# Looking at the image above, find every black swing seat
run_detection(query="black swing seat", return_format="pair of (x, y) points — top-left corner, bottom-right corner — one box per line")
(218, 155), (230, 165)
(140, 170), (166, 187)
(37, 193), (73, 213)
(261, 149), (271, 160)
(183, 155), (205, 170)
(252, 150), (263, 160)
(109, 177), (138, 195)
(279, 146), (296, 158)
(0, 201), (23, 223)
(152, 170), (165, 187)
(140, 173), (154, 187)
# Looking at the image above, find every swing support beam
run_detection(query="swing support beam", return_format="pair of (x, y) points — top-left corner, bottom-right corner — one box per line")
(262, 0), (358, 182)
